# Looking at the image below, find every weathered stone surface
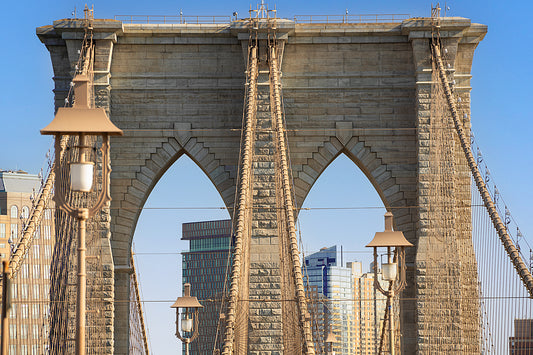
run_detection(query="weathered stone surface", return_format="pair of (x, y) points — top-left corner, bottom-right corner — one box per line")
(37, 15), (486, 355)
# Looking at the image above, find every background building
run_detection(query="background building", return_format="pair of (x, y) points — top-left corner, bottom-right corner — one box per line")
(304, 246), (387, 354)
(350, 261), (387, 354)
(181, 219), (232, 355)
(304, 246), (355, 354)
(510, 319), (533, 354)
(0, 170), (55, 354)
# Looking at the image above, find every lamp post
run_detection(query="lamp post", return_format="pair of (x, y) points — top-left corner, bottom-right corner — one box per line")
(366, 212), (413, 355)
(1, 261), (11, 355)
(41, 73), (123, 355)
(171, 283), (203, 355)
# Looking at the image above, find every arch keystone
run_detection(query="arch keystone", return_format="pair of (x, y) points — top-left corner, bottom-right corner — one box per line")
(174, 122), (192, 146)
(335, 121), (353, 146)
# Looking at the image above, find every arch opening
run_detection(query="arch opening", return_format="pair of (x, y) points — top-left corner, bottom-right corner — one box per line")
(299, 153), (386, 273)
(132, 154), (230, 354)
(298, 153), (389, 354)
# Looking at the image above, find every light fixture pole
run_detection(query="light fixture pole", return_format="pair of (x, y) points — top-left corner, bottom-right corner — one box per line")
(0, 261), (11, 355)
(41, 73), (123, 355)
(171, 283), (203, 355)
(366, 212), (413, 355)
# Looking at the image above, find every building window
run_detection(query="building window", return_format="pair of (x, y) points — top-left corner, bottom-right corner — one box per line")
(20, 325), (27, 339)
(21, 206), (29, 219)
(32, 304), (40, 319)
(21, 304), (29, 318)
(44, 208), (52, 220)
(9, 324), (16, 339)
(33, 265), (40, 278)
(33, 284), (40, 299)
(43, 225), (51, 240)
(9, 304), (16, 318)
(10, 224), (18, 240)
(10, 206), (18, 219)
(44, 245), (51, 259)
(21, 284), (28, 299)
(0, 224), (5, 238)
(21, 265), (29, 279)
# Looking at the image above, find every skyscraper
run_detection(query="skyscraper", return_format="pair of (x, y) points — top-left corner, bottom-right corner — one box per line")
(304, 246), (355, 354)
(181, 219), (232, 355)
(304, 246), (387, 354)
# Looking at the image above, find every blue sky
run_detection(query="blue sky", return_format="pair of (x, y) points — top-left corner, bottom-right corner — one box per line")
(1, 1), (532, 353)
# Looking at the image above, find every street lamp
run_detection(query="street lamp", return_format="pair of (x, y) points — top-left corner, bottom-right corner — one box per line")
(41, 73), (123, 355)
(325, 330), (336, 355)
(366, 212), (413, 355)
(171, 283), (203, 355)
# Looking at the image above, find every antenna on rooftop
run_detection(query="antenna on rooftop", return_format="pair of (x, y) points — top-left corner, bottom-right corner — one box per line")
(445, 2), (451, 16)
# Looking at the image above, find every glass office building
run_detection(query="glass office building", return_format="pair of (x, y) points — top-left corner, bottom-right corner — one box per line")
(304, 246), (387, 354)
(304, 246), (355, 354)
(181, 219), (232, 355)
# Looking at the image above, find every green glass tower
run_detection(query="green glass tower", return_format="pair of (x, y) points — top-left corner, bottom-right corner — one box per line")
(182, 219), (232, 354)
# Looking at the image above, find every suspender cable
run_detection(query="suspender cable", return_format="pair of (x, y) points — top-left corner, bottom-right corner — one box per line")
(222, 43), (258, 355)
(269, 44), (315, 354)
(432, 43), (533, 297)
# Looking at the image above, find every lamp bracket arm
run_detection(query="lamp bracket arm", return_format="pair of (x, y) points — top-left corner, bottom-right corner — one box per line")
(373, 248), (389, 295)
(374, 278), (389, 295)
(88, 135), (112, 217)
(190, 309), (201, 342)
(53, 136), (77, 216)
(393, 279), (407, 295)
(175, 331), (188, 343)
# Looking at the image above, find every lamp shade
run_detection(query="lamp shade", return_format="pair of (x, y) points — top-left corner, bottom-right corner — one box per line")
(325, 331), (337, 344)
(181, 318), (193, 333)
(70, 162), (94, 192)
(366, 212), (413, 248)
(171, 284), (203, 309)
(382, 262), (398, 281)
(40, 107), (123, 136)
(41, 74), (123, 137)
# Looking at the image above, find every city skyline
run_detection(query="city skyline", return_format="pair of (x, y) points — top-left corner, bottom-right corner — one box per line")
(1, 1), (532, 354)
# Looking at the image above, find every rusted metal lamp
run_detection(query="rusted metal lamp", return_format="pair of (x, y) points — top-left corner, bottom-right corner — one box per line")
(366, 212), (413, 355)
(171, 283), (203, 355)
(41, 73), (123, 355)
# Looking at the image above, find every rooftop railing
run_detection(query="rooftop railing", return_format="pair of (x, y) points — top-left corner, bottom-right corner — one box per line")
(293, 14), (410, 23)
(114, 15), (233, 24)
(114, 13), (411, 25)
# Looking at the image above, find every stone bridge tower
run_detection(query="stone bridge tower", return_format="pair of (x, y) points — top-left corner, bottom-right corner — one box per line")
(37, 13), (486, 354)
